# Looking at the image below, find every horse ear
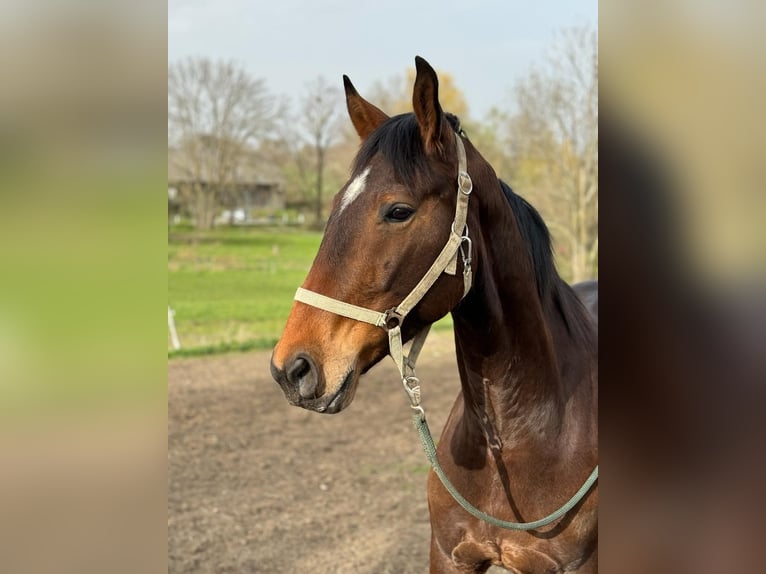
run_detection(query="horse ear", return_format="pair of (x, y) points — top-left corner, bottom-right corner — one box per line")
(343, 75), (389, 140)
(412, 56), (445, 154)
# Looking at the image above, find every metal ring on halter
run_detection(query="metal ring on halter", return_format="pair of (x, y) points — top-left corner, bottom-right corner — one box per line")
(383, 308), (403, 331)
(451, 222), (469, 239)
(458, 171), (473, 195)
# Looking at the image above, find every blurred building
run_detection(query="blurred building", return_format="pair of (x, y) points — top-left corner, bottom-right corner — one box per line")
(168, 146), (285, 225)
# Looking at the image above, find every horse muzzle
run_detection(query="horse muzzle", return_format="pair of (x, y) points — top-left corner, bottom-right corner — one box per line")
(270, 353), (358, 414)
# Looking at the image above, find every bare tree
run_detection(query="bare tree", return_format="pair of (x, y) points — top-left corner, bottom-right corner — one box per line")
(297, 76), (342, 226)
(168, 58), (277, 228)
(508, 25), (598, 281)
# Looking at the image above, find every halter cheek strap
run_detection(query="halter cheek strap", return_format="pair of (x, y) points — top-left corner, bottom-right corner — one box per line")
(294, 131), (473, 389)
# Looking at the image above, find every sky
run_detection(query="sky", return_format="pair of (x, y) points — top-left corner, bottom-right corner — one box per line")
(169, 0), (597, 120)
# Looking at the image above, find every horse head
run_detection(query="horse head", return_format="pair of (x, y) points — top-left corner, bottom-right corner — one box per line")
(270, 57), (477, 413)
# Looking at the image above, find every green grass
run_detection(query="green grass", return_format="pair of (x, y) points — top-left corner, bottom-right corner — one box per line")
(168, 226), (321, 353)
(167, 338), (279, 359)
(168, 225), (453, 357)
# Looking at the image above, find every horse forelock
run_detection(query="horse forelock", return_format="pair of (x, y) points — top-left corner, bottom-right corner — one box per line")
(350, 112), (464, 192)
(351, 113), (429, 186)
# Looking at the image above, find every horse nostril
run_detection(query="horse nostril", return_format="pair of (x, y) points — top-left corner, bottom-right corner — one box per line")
(287, 356), (310, 380)
(287, 356), (318, 400)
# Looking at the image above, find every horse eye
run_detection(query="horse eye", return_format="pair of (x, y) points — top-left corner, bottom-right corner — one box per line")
(385, 205), (414, 222)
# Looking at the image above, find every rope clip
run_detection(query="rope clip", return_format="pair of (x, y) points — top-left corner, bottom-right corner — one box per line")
(402, 376), (424, 416)
(459, 232), (473, 279)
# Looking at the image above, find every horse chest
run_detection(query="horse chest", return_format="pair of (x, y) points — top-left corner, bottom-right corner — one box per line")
(429, 432), (598, 573)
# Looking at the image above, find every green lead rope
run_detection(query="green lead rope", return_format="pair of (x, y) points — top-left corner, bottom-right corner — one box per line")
(412, 414), (599, 531)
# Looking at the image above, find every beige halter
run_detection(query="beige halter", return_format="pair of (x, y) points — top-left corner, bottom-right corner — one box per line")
(294, 131), (473, 410)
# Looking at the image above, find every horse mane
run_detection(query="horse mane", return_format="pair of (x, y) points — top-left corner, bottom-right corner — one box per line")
(499, 181), (555, 299)
(499, 180), (596, 349)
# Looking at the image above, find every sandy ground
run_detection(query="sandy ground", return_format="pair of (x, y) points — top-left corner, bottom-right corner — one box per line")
(169, 331), (510, 573)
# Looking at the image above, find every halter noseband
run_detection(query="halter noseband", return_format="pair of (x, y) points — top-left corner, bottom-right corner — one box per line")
(294, 131), (473, 398)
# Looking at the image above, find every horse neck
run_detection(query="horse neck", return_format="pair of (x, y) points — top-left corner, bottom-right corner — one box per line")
(451, 174), (594, 449)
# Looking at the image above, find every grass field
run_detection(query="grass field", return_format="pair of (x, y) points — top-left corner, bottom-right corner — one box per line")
(168, 226), (321, 356)
(168, 225), (453, 357)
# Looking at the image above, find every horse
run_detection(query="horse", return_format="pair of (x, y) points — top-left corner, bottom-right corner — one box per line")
(271, 57), (598, 573)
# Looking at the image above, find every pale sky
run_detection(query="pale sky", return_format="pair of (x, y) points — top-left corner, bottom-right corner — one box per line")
(169, 0), (597, 119)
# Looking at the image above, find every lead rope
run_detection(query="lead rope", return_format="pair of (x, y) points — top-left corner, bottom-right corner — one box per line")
(293, 131), (598, 531)
(409, 405), (599, 530)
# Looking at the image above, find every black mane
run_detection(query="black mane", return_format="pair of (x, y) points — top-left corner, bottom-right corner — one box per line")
(499, 180), (595, 345)
(498, 180), (556, 299)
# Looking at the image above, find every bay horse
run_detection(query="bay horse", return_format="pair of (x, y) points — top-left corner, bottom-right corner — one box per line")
(271, 57), (598, 573)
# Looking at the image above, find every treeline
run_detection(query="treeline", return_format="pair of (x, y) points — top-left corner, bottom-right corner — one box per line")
(168, 26), (596, 281)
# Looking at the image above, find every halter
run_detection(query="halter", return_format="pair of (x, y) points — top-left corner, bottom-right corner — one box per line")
(292, 130), (598, 530)
(295, 130), (474, 408)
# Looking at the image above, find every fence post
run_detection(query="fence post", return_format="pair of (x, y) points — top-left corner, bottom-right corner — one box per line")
(168, 306), (181, 350)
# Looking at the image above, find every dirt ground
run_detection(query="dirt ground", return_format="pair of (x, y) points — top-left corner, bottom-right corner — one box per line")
(169, 331), (507, 573)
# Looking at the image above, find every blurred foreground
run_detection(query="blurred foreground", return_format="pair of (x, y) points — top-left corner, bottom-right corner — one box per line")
(600, 3), (766, 572)
(0, 1), (168, 573)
